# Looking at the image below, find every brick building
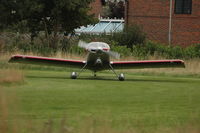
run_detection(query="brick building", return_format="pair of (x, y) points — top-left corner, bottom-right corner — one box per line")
(125, 0), (200, 46)
(89, 0), (104, 17)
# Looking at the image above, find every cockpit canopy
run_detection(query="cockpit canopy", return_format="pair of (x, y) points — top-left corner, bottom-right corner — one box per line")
(87, 42), (110, 52)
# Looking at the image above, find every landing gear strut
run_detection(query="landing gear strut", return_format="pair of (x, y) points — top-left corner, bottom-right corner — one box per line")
(109, 64), (125, 81)
(93, 71), (97, 77)
(70, 63), (87, 79)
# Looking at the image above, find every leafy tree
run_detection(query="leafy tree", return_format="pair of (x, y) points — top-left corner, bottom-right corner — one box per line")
(0, 0), (96, 39)
(0, 0), (18, 29)
(101, 0), (125, 19)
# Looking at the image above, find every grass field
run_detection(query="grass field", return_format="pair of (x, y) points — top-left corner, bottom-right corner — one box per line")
(0, 54), (200, 133)
(1, 68), (200, 133)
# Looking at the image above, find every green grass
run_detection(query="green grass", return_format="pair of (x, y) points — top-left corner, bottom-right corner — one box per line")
(1, 69), (200, 132)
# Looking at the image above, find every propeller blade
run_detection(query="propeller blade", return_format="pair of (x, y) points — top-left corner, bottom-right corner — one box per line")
(78, 40), (88, 49)
(108, 51), (120, 59)
(78, 40), (120, 59)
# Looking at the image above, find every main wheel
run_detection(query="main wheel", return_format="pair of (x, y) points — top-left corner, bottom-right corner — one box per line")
(118, 73), (125, 81)
(71, 72), (77, 79)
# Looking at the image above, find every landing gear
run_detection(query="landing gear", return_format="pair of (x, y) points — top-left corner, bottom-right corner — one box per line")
(93, 71), (97, 77)
(70, 63), (87, 79)
(118, 73), (125, 81)
(109, 64), (125, 81)
(71, 72), (78, 79)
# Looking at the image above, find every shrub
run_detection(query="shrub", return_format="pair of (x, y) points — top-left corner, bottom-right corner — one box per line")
(142, 41), (185, 59)
(110, 42), (132, 57)
(185, 44), (200, 59)
(1, 31), (200, 60)
(68, 45), (85, 55)
(79, 33), (111, 44)
(140, 41), (200, 59)
(111, 25), (146, 50)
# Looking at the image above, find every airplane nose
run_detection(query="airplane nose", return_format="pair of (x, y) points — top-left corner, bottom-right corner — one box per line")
(95, 58), (102, 64)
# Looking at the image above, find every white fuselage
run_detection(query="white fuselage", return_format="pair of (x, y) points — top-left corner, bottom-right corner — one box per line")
(84, 42), (111, 72)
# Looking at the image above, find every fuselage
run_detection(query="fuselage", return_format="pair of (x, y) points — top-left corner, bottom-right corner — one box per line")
(83, 42), (111, 72)
(86, 50), (110, 71)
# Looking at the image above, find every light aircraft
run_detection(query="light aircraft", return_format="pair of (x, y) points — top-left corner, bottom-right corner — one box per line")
(9, 41), (185, 81)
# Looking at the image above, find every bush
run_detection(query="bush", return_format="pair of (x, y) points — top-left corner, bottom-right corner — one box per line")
(111, 25), (146, 50)
(140, 41), (185, 59)
(79, 33), (111, 44)
(185, 44), (200, 59)
(68, 45), (85, 55)
(139, 41), (200, 59)
(1, 31), (200, 60)
(110, 42), (132, 57)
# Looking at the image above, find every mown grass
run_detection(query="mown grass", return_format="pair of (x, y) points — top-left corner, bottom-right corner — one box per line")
(1, 53), (200, 133)
(1, 69), (200, 133)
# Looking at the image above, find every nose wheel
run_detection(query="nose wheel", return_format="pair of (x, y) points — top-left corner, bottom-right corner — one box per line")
(71, 72), (78, 79)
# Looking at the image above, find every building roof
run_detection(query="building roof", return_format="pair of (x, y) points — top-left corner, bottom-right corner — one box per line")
(75, 18), (124, 35)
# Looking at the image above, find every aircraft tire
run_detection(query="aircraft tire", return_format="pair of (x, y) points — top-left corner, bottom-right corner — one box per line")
(71, 72), (77, 79)
(118, 73), (125, 81)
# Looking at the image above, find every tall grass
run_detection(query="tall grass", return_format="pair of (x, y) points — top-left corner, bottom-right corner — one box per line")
(0, 69), (24, 84)
(0, 85), (20, 133)
(0, 87), (8, 133)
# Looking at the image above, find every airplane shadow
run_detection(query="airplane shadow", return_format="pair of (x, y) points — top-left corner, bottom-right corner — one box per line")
(78, 76), (187, 83)
(26, 75), (188, 83)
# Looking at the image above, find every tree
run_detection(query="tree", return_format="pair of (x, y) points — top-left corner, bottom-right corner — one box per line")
(101, 0), (125, 19)
(0, 0), (96, 39)
(0, 0), (18, 29)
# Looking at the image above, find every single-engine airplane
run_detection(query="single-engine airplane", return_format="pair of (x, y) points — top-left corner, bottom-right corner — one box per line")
(9, 41), (185, 81)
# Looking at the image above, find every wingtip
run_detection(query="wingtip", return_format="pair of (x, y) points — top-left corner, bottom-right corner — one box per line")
(8, 56), (14, 63)
(9, 55), (23, 63)
(179, 59), (185, 68)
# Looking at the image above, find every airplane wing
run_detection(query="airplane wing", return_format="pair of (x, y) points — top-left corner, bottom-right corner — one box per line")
(111, 59), (185, 69)
(9, 55), (86, 68)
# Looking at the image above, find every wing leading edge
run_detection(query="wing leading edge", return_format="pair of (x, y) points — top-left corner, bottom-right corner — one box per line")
(9, 55), (86, 68)
(111, 59), (185, 69)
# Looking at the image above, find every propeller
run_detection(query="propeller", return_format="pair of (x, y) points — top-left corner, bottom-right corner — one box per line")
(78, 40), (120, 59)
(78, 40), (89, 49)
(107, 51), (120, 59)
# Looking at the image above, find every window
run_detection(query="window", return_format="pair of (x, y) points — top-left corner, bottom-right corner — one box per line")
(175, 0), (192, 14)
